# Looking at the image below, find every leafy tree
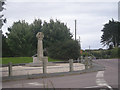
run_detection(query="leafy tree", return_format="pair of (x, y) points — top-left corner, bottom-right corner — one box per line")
(101, 19), (120, 47)
(41, 19), (74, 58)
(0, 0), (6, 29)
(2, 31), (13, 57)
(6, 20), (34, 56)
(41, 19), (81, 60)
(42, 19), (72, 49)
(0, 0), (6, 58)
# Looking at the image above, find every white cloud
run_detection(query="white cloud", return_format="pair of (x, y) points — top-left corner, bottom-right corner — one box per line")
(8, 0), (120, 2)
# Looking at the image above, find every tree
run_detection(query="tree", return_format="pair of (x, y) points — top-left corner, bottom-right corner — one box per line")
(41, 19), (74, 58)
(42, 19), (72, 49)
(0, 0), (7, 57)
(7, 20), (34, 56)
(41, 19), (81, 60)
(2, 31), (13, 57)
(0, 0), (6, 29)
(101, 19), (120, 47)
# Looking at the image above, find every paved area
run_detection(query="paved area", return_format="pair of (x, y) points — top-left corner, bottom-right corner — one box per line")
(2, 59), (118, 89)
(1, 63), (85, 76)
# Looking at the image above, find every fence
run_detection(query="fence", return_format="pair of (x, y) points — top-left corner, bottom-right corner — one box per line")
(1, 57), (93, 77)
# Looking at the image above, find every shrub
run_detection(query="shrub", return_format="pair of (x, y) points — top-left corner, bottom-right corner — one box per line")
(110, 47), (119, 58)
(48, 40), (80, 60)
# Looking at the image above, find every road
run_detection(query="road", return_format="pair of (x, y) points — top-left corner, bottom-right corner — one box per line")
(2, 59), (118, 89)
(95, 59), (118, 89)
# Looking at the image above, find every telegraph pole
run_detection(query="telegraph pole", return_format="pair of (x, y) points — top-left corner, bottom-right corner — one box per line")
(79, 36), (81, 49)
(118, 1), (120, 21)
(89, 45), (90, 56)
(75, 20), (77, 40)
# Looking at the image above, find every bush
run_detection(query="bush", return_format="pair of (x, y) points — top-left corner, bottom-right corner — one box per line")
(110, 47), (119, 58)
(48, 40), (80, 60)
(90, 47), (120, 59)
(118, 48), (120, 58)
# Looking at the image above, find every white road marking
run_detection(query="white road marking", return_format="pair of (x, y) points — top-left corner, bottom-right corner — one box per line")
(27, 82), (45, 86)
(96, 71), (113, 90)
(10, 82), (45, 88)
(96, 71), (104, 77)
(84, 85), (104, 88)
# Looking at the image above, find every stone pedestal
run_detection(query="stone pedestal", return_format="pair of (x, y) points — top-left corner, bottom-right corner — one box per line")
(26, 57), (48, 67)
(33, 57), (41, 63)
(33, 57), (48, 64)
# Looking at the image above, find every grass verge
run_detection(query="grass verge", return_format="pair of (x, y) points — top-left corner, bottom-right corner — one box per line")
(1, 57), (62, 64)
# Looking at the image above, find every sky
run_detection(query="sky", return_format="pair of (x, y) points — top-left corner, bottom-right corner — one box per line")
(1, 0), (119, 50)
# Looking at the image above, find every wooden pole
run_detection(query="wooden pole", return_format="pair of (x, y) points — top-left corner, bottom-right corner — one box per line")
(8, 62), (12, 76)
(75, 20), (76, 40)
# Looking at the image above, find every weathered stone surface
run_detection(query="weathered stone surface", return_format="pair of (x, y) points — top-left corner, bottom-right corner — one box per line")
(36, 32), (44, 61)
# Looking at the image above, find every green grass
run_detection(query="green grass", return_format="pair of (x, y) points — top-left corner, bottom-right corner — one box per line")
(1, 57), (62, 64)
(2, 57), (33, 64)
(48, 57), (62, 62)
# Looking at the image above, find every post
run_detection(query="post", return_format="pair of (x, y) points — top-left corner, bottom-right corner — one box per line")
(89, 57), (92, 68)
(43, 57), (47, 74)
(89, 45), (90, 55)
(69, 59), (73, 72)
(8, 62), (12, 76)
(79, 36), (81, 49)
(75, 20), (77, 40)
(85, 57), (88, 69)
(77, 58), (79, 63)
(81, 56), (83, 64)
(118, 1), (120, 22)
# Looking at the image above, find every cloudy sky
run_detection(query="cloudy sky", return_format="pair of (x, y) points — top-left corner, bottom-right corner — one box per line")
(1, 0), (119, 50)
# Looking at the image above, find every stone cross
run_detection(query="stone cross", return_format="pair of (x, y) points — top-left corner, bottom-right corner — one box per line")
(36, 32), (44, 61)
